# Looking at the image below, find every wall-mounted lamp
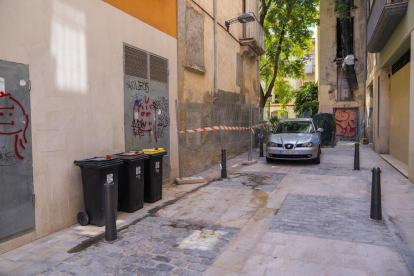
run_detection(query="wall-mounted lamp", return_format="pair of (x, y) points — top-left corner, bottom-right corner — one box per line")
(225, 13), (255, 32)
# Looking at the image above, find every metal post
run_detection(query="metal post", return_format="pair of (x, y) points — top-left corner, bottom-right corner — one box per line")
(248, 104), (252, 161)
(104, 180), (117, 241)
(370, 167), (382, 220)
(175, 100), (182, 179)
(260, 108), (264, 157)
(221, 148), (227, 178)
(354, 142), (360, 170)
(331, 131), (335, 148)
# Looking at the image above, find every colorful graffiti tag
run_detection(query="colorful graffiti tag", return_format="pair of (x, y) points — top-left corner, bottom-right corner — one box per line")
(131, 93), (169, 143)
(0, 91), (29, 161)
(335, 108), (357, 139)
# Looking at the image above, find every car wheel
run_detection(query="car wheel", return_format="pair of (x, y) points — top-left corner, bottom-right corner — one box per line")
(266, 157), (272, 163)
(313, 149), (321, 164)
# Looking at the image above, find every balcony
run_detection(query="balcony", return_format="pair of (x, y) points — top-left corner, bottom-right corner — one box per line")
(239, 13), (265, 55)
(367, 0), (408, 53)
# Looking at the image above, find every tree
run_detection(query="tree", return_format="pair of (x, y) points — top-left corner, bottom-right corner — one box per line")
(294, 82), (319, 115)
(259, 0), (319, 107)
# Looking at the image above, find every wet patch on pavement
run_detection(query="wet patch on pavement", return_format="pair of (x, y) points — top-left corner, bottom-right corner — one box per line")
(39, 217), (239, 276)
(208, 172), (286, 192)
(268, 194), (395, 247)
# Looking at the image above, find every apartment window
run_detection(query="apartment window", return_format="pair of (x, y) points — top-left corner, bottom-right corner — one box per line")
(336, 18), (354, 59)
(337, 67), (353, 101)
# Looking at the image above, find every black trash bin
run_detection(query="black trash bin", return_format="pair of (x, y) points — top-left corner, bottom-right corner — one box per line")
(74, 157), (123, 226)
(142, 150), (167, 203)
(116, 152), (149, 213)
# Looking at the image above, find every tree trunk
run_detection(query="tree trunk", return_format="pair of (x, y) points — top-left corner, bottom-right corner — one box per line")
(259, 26), (286, 107)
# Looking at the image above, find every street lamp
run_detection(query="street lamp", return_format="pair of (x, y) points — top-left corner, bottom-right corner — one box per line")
(225, 13), (255, 31)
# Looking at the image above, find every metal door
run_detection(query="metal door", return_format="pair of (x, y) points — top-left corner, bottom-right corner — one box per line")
(0, 60), (34, 243)
(124, 44), (170, 181)
(334, 108), (358, 140)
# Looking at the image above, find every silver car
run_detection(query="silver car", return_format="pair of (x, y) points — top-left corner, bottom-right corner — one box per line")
(266, 118), (323, 164)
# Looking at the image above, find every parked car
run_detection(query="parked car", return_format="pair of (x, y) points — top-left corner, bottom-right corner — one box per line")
(266, 118), (323, 164)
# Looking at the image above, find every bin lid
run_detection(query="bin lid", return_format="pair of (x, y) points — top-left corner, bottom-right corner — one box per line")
(115, 152), (149, 162)
(74, 156), (124, 169)
(141, 148), (166, 155)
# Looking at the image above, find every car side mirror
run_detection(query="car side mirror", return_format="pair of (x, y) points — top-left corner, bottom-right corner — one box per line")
(317, 128), (324, 133)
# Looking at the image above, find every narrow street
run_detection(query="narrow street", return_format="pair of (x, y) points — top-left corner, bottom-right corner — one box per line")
(1, 142), (414, 276)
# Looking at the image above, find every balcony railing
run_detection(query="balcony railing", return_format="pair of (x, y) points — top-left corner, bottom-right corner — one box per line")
(367, 0), (408, 53)
(239, 13), (265, 56)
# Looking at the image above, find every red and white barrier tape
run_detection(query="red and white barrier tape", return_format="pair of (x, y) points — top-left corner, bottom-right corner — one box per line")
(177, 122), (270, 135)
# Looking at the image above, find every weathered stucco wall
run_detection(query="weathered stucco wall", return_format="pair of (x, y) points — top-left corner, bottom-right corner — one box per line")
(317, 0), (365, 138)
(0, 0), (178, 253)
(177, 0), (260, 176)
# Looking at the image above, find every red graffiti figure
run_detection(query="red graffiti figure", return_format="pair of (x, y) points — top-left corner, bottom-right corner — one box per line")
(0, 91), (29, 160)
(132, 95), (159, 143)
(335, 109), (357, 139)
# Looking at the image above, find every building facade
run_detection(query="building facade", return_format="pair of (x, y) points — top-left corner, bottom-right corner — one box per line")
(316, 0), (366, 141)
(177, 0), (264, 176)
(365, 0), (414, 182)
(0, 0), (178, 253)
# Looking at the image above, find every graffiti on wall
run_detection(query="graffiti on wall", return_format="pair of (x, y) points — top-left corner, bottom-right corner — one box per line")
(335, 108), (357, 139)
(0, 146), (17, 166)
(131, 93), (169, 143)
(0, 91), (29, 161)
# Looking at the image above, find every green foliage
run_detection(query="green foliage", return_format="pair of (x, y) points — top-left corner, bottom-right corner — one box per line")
(332, 0), (350, 19)
(273, 78), (295, 114)
(294, 82), (319, 115)
(259, 0), (320, 107)
(269, 115), (280, 129)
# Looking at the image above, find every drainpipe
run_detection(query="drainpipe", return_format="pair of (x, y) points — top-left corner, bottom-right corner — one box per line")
(214, 0), (218, 98)
(363, 0), (368, 137)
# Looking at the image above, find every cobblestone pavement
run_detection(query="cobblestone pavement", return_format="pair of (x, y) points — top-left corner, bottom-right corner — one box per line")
(268, 194), (395, 246)
(300, 162), (364, 177)
(39, 217), (239, 276)
(2, 143), (414, 276)
(209, 172), (286, 192)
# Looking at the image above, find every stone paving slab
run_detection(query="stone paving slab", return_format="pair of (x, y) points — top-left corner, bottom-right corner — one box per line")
(321, 146), (355, 156)
(38, 217), (239, 276)
(208, 172), (286, 192)
(300, 163), (363, 177)
(268, 194), (394, 247)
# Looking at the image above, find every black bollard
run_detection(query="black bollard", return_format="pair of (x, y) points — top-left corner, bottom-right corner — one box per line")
(354, 142), (360, 170)
(104, 180), (117, 241)
(221, 148), (227, 179)
(331, 132), (335, 148)
(370, 167), (382, 220)
(259, 130), (264, 157)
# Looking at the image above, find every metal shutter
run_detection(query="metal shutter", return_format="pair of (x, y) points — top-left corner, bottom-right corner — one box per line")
(150, 55), (168, 84)
(125, 46), (148, 79)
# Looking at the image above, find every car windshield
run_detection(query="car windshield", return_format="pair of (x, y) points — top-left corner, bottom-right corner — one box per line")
(275, 121), (314, 134)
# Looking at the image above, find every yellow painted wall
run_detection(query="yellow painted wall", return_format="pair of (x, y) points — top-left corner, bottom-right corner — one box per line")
(390, 62), (410, 164)
(103, 0), (177, 38)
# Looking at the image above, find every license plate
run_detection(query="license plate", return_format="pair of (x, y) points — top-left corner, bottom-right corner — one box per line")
(280, 150), (298, 154)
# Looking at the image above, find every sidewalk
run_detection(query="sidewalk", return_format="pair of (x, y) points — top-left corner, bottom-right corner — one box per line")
(1, 142), (414, 275)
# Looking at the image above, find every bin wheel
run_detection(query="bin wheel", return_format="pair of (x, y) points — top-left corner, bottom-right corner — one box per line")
(77, 211), (89, 226)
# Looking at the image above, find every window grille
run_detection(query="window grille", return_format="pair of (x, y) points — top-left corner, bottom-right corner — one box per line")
(124, 46), (148, 79)
(150, 55), (168, 84)
(392, 50), (410, 75)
